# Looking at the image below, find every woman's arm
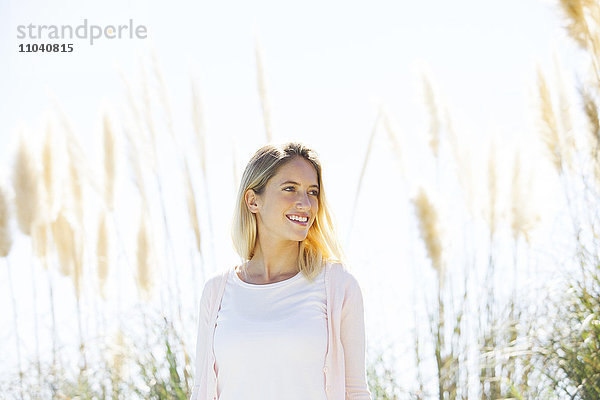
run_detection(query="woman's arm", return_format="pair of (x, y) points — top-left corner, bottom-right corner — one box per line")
(341, 274), (372, 400)
(190, 279), (214, 400)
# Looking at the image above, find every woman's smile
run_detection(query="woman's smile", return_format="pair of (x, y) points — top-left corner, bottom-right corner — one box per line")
(286, 214), (309, 226)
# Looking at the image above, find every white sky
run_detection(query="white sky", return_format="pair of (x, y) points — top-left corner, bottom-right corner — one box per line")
(0, 0), (586, 396)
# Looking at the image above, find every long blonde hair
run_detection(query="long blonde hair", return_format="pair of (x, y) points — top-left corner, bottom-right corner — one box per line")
(230, 141), (346, 281)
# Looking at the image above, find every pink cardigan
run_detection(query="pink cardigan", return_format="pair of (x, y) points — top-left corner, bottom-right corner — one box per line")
(190, 261), (372, 400)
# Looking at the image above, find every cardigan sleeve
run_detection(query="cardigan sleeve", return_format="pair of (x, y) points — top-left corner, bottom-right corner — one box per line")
(340, 273), (372, 400)
(190, 278), (214, 400)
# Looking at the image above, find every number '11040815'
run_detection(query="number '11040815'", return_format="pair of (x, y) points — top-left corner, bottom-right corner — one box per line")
(19, 43), (73, 52)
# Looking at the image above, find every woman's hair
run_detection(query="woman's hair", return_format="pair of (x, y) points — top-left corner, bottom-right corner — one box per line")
(230, 141), (346, 281)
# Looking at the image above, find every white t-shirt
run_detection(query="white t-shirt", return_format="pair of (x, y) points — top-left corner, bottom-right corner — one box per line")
(213, 266), (328, 400)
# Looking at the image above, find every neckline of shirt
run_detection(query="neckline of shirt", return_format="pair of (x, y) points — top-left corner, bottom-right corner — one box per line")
(232, 265), (303, 289)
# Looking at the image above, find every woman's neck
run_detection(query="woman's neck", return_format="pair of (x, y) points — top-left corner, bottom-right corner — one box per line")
(245, 241), (300, 281)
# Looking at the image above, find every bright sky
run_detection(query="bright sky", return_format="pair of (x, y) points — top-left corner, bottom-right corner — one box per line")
(0, 0), (584, 396)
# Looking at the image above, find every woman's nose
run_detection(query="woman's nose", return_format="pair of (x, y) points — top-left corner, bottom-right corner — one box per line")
(295, 193), (311, 208)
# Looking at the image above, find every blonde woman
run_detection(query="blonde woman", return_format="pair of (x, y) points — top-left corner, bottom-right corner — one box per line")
(190, 142), (371, 400)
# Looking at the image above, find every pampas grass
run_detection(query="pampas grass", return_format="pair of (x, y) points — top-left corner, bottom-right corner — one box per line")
(12, 131), (44, 385)
(558, 0), (600, 84)
(422, 73), (441, 159)
(31, 219), (48, 263)
(42, 122), (58, 220)
(69, 153), (84, 228)
(51, 208), (75, 278)
(346, 108), (381, 246)
(486, 139), (498, 238)
(103, 113), (116, 211)
(510, 151), (540, 244)
(0, 184), (22, 397)
(52, 206), (87, 369)
(580, 86), (600, 186)
(555, 58), (576, 172)
(0, 184), (11, 257)
(559, 0), (588, 48)
(255, 40), (273, 142)
(151, 50), (181, 150)
(382, 107), (404, 175)
(67, 160), (84, 301)
(97, 211), (109, 299)
(106, 328), (129, 388)
(537, 68), (563, 173)
(191, 79), (207, 178)
(183, 162), (201, 255)
(412, 187), (443, 279)
(13, 133), (41, 236)
(136, 212), (153, 300)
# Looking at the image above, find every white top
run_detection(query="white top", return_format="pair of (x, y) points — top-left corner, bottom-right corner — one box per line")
(213, 265), (328, 400)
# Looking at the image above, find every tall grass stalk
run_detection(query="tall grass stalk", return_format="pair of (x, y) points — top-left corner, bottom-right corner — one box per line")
(136, 210), (154, 300)
(480, 139), (501, 399)
(183, 159), (202, 309)
(97, 210), (109, 299)
(13, 133), (44, 388)
(537, 68), (563, 174)
(255, 40), (273, 142)
(0, 184), (23, 398)
(103, 113), (116, 212)
(422, 73), (440, 159)
(52, 208), (87, 371)
(0, 183), (12, 256)
(191, 78), (212, 285)
(39, 124), (62, 377)
(381, 108), (404, 176)
(412, 187), (454, 399)
(554, 57), (576, 173)
(141, 61), (185, 327)
(42, 122), (57, 220)
(121, 93), (168, 317)
(345, 108), (381, 247)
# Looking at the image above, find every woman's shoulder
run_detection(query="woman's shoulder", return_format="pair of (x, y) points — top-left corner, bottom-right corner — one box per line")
(200, 267), (231, 295)
(326, 261), (361, 288)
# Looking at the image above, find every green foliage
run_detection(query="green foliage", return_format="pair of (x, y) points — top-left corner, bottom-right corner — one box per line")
(538, 263), (600, 399)
(128, 317), (192, 400)
(367, 347), (403, 399)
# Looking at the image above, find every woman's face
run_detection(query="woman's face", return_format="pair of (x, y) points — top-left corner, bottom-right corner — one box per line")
(247, 157), (320, 243)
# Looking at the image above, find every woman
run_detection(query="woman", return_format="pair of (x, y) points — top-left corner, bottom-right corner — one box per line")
(190, 142), (371, 400)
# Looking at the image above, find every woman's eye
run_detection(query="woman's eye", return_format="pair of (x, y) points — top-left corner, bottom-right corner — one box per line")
(284, 186), (318, 196)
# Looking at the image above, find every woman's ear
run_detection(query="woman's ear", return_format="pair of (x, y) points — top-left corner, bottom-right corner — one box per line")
(245, 189), (259, 214)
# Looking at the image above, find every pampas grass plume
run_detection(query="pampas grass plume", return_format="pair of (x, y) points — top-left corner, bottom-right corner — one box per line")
(559, 0), (588, 49)
(13, 133), (41, 236)
(97, 211), (109, 299)
(412, 187), (443, 279)
(42, 121), (57, 220)
(422, 73), (440, 158)
(0, 184), (12, 257)
(103, 113), (116, 211)
(580, 87), (600, 184)
(183, 162), (201, 255)
(191, 79), (207, 177)
(255, 40), (273, 142)
(31, 219), (48, 264)
(52, 209), (75, 277)
(510, 151), (540, 243)
(136, 213), (153, 299)
(537, 68), (563, 173)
